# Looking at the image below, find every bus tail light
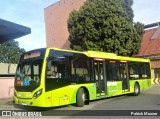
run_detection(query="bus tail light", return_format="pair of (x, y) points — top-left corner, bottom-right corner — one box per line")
(33, 89), (42, 99)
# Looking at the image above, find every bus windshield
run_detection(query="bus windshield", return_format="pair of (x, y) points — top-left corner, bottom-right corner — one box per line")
(15, 59), (43, 91)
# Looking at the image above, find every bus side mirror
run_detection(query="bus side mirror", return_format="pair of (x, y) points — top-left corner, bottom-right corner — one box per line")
(47, 60), (52, 71)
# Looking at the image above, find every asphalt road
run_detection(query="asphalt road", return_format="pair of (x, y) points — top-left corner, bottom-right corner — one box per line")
(0, 84), (160, 117)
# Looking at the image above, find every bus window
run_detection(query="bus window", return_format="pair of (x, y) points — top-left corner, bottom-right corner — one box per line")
(128, 62), (139, 79)
(111, 63), (120, 80)
(46, 60), (69, 79)
(30, 64), (40, 85)
(119, 63), (127, 79)
(94, 62), (99, 81)
(139, 63), (151, 78)
(108, 61), (120, 81)
(88, 59), (94, 81)
(72, 56), (90, 82)
(15, 59), (42, 88)
(45, 50), (75, 91)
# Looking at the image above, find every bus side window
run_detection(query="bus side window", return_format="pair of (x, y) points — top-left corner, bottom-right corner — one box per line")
(71, 56), (91, 82)
(111, 63), (119, 80)
(108, 60), (120, 81)
(46, 61), (66, 79)
(128, 62), (139, 79)
(47, 62), (58, 78)
(88, 59), (94, 81)
(139, 63), (151, 78)
(94, 62), (99, 81)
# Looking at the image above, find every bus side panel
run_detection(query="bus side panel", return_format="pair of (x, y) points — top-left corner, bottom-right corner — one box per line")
(69, 83), (97, 104)
(51, 86), (71, 106)
(142, 78), (152, 90)
(130, 78), (152, 93)
(50, 83), (97, 106)
(107, 81), (123, 97)
(32, 93), (52, 107)
(88, 83), (97, 100)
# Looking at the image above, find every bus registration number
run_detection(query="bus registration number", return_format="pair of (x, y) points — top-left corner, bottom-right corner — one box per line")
(22, 102), (27, 105)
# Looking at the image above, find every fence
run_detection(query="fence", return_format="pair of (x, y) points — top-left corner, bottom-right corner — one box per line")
(0, 63), (17, 76)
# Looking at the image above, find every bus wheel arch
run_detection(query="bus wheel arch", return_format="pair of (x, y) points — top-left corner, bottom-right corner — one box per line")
(133, 82), (140, 96)
(76, 87), (89, 107)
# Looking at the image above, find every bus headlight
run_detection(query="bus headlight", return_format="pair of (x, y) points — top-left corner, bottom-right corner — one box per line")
(33, 89), (42, 99)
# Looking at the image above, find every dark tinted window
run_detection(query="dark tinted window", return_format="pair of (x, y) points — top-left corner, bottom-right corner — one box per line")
(128, 62), (139, 79)
(71, 56), (91, 82)
(15, 59), (43, 92)
(45, 50), (77, 91)
(128, 62), (151, 79)
(107, 60), (121, 81)
(45, 50), (91, 91)
(139, 63), (151, 78)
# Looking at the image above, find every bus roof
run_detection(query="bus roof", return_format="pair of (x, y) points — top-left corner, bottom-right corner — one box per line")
(48, 47), (82, 54)
(83, 51), (150, 62)
(44, 48), (150, 63)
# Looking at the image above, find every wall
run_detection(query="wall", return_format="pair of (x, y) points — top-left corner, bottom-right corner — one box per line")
(151, 60), (160, 69)
(0, 63), (17, 99)
(45, 0), (86, 49)
(150, 60), (160, 84)
(0, 77), (14, 99)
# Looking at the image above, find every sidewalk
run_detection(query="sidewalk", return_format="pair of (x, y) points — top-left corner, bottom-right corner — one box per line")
(0, 98), (16, 110)
(0, 98), (13, 103)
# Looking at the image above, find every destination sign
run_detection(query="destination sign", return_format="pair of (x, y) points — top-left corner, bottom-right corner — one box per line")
(23, 52), (41, 59)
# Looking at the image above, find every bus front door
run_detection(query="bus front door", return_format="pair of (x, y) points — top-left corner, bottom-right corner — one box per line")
(94, 61), (107, 97)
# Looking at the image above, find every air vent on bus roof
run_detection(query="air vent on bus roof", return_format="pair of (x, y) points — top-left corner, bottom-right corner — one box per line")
(84, 51), (117, 57)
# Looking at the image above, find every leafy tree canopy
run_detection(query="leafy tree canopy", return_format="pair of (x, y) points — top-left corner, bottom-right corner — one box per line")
(0, 40), (25, 63)
(68, 0), (144, 56)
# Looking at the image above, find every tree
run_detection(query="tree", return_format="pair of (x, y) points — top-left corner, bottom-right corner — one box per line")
(122, 0), (134, 22)
(0, 40), (25, 63)
(68, 0), (144, 56)
(134, 22), (144, 37)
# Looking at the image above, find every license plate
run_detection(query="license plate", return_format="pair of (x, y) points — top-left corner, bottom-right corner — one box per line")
(22, 102), (27, 105)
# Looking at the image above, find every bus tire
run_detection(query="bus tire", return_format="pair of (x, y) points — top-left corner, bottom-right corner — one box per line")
(76, 88), (85, 107)
(133, 83), (140, 96)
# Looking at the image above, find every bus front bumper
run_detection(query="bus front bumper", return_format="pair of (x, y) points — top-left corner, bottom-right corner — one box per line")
(13, 96), (51, 107)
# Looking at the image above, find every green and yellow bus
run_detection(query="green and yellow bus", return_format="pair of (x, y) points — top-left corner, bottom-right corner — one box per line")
(14, 48), (152, 107)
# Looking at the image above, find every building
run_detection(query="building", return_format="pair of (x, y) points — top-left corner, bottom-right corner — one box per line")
(136, 22), (160, 84)
(0, 19), (31, 43)
(44, 0), (86, 49)
(0, 19), (31, 99)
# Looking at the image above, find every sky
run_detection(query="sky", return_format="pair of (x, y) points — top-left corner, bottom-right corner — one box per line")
(0, 0), (160, 51)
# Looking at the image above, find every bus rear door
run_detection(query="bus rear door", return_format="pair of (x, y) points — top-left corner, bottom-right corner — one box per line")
(120, 61), (130, 92)
(94, 58), (107, 97)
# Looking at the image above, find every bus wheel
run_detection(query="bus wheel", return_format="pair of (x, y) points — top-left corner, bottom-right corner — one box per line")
(76, 88), (85, 107)
(133, 83), (140, 96)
